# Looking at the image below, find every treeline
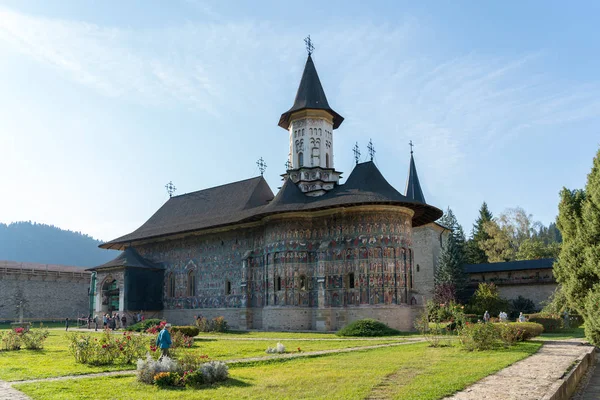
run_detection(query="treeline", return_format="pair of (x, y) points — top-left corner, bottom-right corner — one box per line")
(0, 221), (118, 267)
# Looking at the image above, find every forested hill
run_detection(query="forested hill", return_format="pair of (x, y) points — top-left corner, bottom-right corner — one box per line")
(0, 221), (119, 267)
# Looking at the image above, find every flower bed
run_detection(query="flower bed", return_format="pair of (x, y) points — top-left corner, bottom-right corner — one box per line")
(67, 329), (147, 365)
(136, 355), (228, 388)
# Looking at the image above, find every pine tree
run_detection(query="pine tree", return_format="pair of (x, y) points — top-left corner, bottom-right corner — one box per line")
(435, 208), (467, 300)
(554, 147), (600, 345)
(466, 202), (493, 264)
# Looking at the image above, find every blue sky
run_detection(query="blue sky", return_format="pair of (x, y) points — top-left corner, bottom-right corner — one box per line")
(1, 1), (599, 242)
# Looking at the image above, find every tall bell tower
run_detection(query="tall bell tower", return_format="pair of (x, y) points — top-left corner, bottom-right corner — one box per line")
(278, 37), (344, 197)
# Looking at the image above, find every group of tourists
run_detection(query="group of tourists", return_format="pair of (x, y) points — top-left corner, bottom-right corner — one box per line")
(98, 313), (127, 330)
(482, 310), (528, 323)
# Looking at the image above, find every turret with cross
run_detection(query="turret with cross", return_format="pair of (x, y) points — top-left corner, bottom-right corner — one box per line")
(277, 36), (344, 197)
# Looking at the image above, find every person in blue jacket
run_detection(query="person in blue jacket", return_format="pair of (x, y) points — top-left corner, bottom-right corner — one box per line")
(156, 323), (172, 360)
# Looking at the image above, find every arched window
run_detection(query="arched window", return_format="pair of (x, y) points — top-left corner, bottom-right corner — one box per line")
(167, 273), (175, 298)
(326, 153), (330, 168)
(299, 275), (307, 291)
(298, 152), (304, 167)
(187, 270), (196, 297)
(319, 128), (322, 136)
(226, 280), (232, 295)
(276, 276), (282, 291)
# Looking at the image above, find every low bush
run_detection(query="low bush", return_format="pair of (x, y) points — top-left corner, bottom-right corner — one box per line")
(20, 327), (49, 350)
(336, 319), (400, 337)
(509, 322), (544, 339)
(146, 321), (167, 335)
(178, 353), (210, 372)
(171, 326), (200, 337)
(154, 371), (183, 388)
(137, 355), (180, 384)
(200, 361), (229, 384)
(182, 370), (204, 387)
(67, 329), (147, 365)
(496, 323), (524, 346)
(527, 313), (562, 332)
(464, 314), (479, 323)
(1, 330), (22, 351)
(128, 319), (163, 332)
(195, 316), (229, 333)
(458, 322), (499, 351)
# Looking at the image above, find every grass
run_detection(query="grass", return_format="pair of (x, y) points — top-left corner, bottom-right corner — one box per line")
(196, 330), (418, 339)
(538, 327), (586, 340)
(14, 341), (542, 400)
(0, 329), (404, 381)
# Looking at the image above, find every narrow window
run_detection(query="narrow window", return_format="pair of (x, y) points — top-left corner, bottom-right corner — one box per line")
(276, 276), (282, 291)
(416, 264), (420, 272)
(226, 280), (232, 295)
(299, 275), (307, 291)
(187, 270), (196, 296)
(326, 153), (330, 168)
(348, 273), (355, 289)
(298, 152), (304, 167)
(168, 273), (175, 298)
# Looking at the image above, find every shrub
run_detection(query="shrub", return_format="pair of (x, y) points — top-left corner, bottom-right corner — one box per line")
(171, 326), (200, 337)
(496, 323), (524, 346)
(464, 314), (479, 323)
(467, 283), (510, 316)
(266, 342), (286, 354)
(171, 331), (194, 349)
(128, 319), (163, 332)
(336, 319), (400, 337)
(458, 322), (499, 351)
(182, 370), (204, 387)
(212, 317), (228, 332)
(200, 361), (229, 384)
(154, 371), (182, 388)
(509, 322), (544, 339)
(178, 353), (210, 372)
(510, 296), (537, 319)
(527, 313), (562, 332)
(146, 321), (167, 335)
(194, 316), (229, 333)
(67, 329), (147, 365)
(137, 355), (180, 384)
(20, 327), (49, 350)
(1, 330), (22, 351)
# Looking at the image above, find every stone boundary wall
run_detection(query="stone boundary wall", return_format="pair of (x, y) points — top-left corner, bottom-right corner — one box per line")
(498, 283), (558, 308)
(0, 264), (91, 321)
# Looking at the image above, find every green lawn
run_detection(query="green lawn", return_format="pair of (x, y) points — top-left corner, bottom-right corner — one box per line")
(14, 341), (542, 400)
(195, 330), (419, 339)
(0, 329), (404, 381)
(538, 327), (586, 340)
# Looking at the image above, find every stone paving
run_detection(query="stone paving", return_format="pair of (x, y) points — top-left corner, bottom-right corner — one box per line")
(444, 340), (595, 400)
(0, 380), (30, 400)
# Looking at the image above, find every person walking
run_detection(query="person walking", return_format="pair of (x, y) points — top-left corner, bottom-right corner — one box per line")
(121, 314), (127, 329)
(156, 323), (173, 361)
(483, 310), (490, 323)
(518, 312), (527, 322)
(65, 317), (69, 331)
(103, 314), (107, 328)
(115, 313), (120, 329)
(94, 315), (98, 331)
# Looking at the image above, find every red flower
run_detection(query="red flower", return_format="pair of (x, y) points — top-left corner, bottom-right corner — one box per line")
(297, 347), (302, 352)
(119, 346), (124, 351)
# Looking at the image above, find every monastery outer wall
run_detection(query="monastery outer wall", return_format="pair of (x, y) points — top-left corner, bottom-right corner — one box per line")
(497, 284), (557, 308)
(0, 267), (91, 321)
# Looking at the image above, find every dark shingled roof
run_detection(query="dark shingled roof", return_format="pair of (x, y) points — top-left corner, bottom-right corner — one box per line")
(102, 162), (442, 249)
(464, 258), (555, 274)
(405, 152), (426, 203)
(278, 55), (344, 130)
(88, 247), (163, 271)
(101, 177), (274, 249)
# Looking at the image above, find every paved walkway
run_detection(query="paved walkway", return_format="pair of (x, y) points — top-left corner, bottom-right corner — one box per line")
(0, 381), (30, 400)
(444, 340), (595, 400)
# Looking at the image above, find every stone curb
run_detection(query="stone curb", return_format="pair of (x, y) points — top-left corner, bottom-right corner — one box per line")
(541, 344), (598, 400)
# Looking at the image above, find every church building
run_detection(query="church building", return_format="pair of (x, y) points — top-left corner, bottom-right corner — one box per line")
(90, 48), (446, 331)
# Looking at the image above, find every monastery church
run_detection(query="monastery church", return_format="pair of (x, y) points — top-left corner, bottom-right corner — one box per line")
(90, 48), (447, 332)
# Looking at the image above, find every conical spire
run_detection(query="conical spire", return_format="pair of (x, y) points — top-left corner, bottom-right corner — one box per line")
(278, 55), (344, 130)
(405, 148), (426, 203)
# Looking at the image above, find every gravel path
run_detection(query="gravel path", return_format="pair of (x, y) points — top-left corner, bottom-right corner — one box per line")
(571, 350), (600, 400)
(0, 381), (30, 400)
(444, 340), (594, 400)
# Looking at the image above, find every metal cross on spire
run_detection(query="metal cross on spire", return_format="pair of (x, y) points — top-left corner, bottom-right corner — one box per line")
(353, 142), (361, 164)
(409, 140), (414, 155)
(257, 157), (267, 176)
(304, 35), (315, 56)
(165, 181), (177, 198)
(367, 139), (376, 161)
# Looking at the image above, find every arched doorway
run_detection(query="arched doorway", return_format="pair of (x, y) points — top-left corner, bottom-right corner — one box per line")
(101, 278), (120, 313)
